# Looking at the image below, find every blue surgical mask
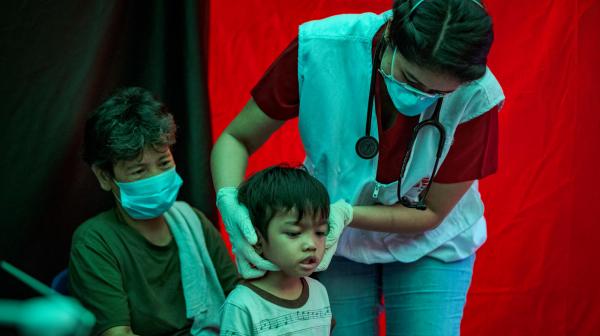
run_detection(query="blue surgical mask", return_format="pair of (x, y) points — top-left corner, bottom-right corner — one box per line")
(379, 47), (441, 117)
(114, 168), (183, 220)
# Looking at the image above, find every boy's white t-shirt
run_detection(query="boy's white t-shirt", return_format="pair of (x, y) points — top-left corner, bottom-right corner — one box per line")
(219, 277), (333, 335)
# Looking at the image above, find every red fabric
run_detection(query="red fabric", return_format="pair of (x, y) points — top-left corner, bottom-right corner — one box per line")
(251, 31), (498, 184)
(209, 0), (600, 334)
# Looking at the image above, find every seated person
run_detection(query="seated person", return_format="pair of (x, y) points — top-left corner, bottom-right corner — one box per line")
(219, 165), (335, 335)
(69, 87), (238, 336)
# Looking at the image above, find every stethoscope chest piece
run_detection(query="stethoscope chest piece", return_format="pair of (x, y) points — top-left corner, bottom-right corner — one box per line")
(356, 135), (379, 159)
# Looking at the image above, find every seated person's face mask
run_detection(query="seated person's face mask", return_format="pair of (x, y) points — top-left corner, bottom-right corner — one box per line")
(114, 167), (183, 220)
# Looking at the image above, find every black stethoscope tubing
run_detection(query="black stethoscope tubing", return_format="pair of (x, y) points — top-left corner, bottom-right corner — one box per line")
(354, 36), (446, 210)
(397, 98), (445, 210)
(355, 35), (386, 160)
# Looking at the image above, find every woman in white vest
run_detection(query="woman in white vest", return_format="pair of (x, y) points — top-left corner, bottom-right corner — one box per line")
(212, 0), (504, 335)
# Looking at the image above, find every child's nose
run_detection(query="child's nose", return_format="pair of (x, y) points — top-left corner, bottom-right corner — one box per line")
(302, 236), (317, 251)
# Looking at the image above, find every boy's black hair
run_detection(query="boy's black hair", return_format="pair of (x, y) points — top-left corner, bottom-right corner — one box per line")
(82, 87), (176, 175)
(389, 0), (493, 82)
(237, 165), (330, 242)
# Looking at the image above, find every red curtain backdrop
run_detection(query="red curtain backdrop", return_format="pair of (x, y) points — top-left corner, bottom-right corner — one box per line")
(208, 1), (600, 334)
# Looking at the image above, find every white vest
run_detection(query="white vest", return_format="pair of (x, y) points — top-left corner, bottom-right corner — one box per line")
(297, 11), (505, 263)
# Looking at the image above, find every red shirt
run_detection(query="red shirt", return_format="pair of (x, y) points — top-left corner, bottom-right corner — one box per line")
(251, 34), (498, 184)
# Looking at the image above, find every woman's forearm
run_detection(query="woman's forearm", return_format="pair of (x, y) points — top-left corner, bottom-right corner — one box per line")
(211, 98), (286, 191)
(350, 180), (474, 234)
(350, 203), (441, 234)
(211, 131), (250, 190)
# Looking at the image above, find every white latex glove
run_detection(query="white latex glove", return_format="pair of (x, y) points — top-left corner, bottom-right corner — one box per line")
(216, 187), (280, 278)
(316, 200), (354, 272)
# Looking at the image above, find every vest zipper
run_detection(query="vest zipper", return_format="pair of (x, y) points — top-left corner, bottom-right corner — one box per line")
(372, 182), (382, 199)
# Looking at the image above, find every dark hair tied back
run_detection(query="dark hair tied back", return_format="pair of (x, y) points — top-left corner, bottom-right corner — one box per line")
(389, 0), (493, 82)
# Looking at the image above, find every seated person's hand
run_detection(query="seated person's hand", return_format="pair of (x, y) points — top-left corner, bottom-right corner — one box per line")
(216, 187), (280, 278)
(316, 199), (354, 272)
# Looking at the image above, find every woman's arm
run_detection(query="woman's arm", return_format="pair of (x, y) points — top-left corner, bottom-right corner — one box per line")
(212, 98), (474, 236)
(351, 180), (474, 234)
(211, 98), (285, 190)
(211, 98), (287, 277)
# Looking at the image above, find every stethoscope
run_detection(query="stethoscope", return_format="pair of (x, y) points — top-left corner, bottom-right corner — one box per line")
(354, 37), (446, 211)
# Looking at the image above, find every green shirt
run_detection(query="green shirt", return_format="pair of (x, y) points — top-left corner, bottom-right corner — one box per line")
(69, 207), (239, 336)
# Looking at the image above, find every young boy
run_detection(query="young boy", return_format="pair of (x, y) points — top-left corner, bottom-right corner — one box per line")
(69, 87), (238, 336)
(219, 165), (334, 335)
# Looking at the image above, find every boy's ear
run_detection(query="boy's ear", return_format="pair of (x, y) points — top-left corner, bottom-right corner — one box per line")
(91, 165), (113, 192)
(253, 230), (266, 254)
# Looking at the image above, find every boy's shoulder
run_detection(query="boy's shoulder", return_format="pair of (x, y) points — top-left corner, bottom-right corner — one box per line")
(303, 277), (330, 310)
(304, 276), (328, 296)
(304, 276), (325, 288)
(221, 281), (265, 315)
(224, 281), (263, 303)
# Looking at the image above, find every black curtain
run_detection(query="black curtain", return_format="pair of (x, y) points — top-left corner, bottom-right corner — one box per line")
(0, 0), (214, 306)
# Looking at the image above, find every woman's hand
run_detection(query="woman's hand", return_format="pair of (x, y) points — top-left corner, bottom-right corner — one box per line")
(216, 187), (280, 278)
(316, 200), (354, 271)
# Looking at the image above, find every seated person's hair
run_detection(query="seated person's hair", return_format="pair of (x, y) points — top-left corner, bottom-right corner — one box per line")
(82, 87), (176, 174)
(237, 165), (330, 241)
